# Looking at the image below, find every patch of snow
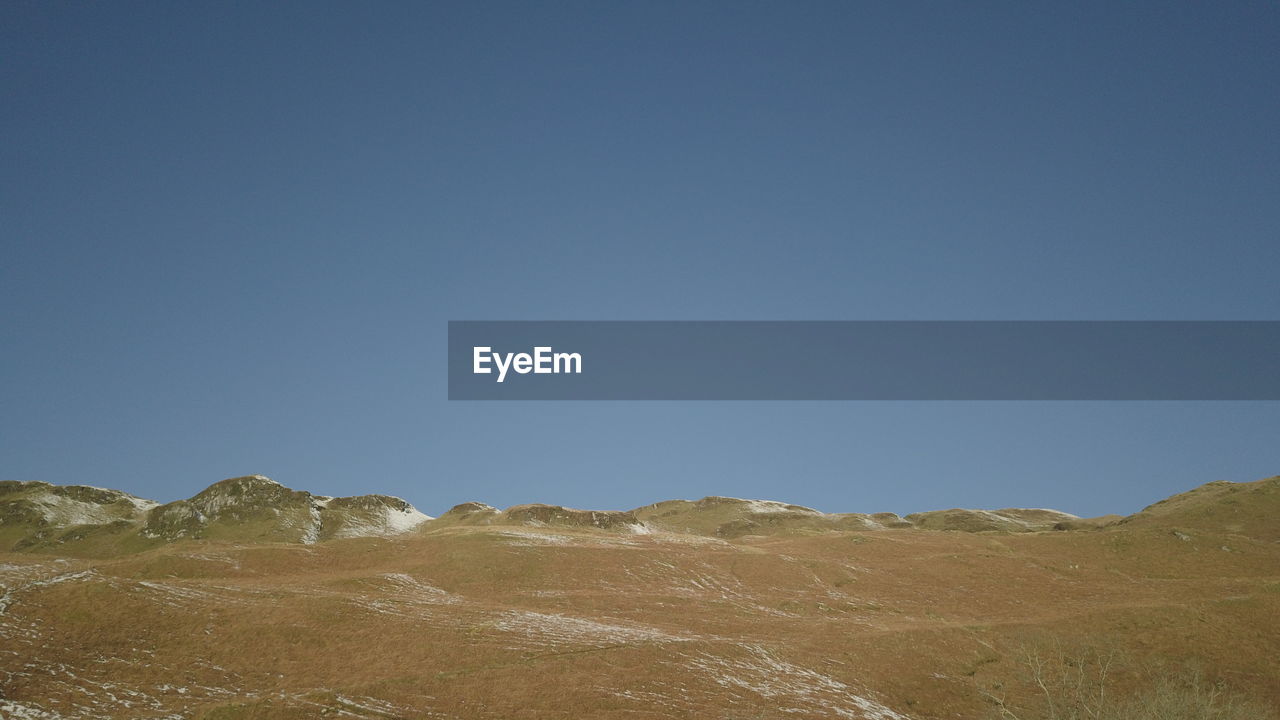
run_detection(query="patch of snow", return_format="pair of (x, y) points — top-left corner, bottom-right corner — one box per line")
(180, 552), (241, 569)
(383, 504), (431, 533)
(333, 695), (414, 718)
(492, 609), (687, 647)
(740, 499), (823, 516)
(650, 533), (732, 546)
(327, 502), (430, 540)
(127, 497), (160, 512)
(135, 580), (256, 608)
(301, 503), (322, 545)
(0, 699), (66, 719)
(378, 573), (461, 604)
(688, 644), (910, 720)
(29, 493), (127, 527)
(1019, 508), (1080, 517)
(29, 570), (97, 589)
(493, 529), (574, 545)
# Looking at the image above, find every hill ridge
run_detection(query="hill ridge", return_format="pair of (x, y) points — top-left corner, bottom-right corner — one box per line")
(3, 474), (1277, 554)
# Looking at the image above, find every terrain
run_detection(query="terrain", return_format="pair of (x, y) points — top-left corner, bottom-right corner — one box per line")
(1, 475), (1277, 719)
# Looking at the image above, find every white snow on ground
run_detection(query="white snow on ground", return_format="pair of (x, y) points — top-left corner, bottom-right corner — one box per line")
(125, 496), (160, 513)
(0, 699), (66, 719)
(706, 497), (823, 515)
(134, 580), (259, 609)
(28, 491), (150, 527)
(977, 510), (1026, 528)
(741, 499), (823, 515)
(283, 692), (428, 719)
(0, 652), (187, 718)
(179, 552), (241, 569)
(348, 572), (463, 618)
(648, 532), (733, 546)
(75, 486), (159, 513)
(31, 570), (96, 587)
(492, 529), (574, 545)
(612, 559), (794, 618)
(383, 505), (431, 533)
(2, 569), (99, 615)
(332, 694), (415, 718)
(487, 526), (657, 547)
(378, 572), (461, 604)
(327, 502), (430, 540)
(492, 609), (690, 647)
(688, 644), (911, 720)
(970, 509), (1075, 529)
(301, 505), (323, 545)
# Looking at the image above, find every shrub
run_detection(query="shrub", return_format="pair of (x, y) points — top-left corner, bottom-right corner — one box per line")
(979, 641), (1273, 720)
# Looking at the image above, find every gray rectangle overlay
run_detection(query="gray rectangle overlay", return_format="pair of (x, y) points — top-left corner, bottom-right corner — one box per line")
(448, 321), (1280, 400)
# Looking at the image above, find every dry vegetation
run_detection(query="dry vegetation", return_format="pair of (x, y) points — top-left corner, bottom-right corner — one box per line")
(1, 477), (1278, 719)
(978, 640), (1271, 720)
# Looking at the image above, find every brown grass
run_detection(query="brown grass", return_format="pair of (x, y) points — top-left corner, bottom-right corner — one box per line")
(2, 481), (1279, 718)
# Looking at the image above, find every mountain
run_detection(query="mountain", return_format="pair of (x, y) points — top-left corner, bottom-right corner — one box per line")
(431, 500), (647, 533)
(632, 496), (914, 537)
(0, 475), (430, 555)
(6, 475), (1277, 557)
(0, 477), (1094, 556)
(903, 507), (1081, 532)
(0, 481), (156, 552)
(1, 474), (1277, 718)
(1117, 475), (1280, 541)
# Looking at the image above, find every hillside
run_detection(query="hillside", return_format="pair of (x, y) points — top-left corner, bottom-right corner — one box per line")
(1, 475), (1278, 719)
(0, 475), (1139, 556)
(0, 476), (430, 556)
(1118, 475), (1280, 541)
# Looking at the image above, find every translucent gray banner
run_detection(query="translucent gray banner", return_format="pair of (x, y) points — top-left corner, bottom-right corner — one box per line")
(448, 321), (1280, 400)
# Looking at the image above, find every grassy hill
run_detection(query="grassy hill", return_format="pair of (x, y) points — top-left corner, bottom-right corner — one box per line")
(1, 474), (1278, 718)
(1, 475), (431, 556)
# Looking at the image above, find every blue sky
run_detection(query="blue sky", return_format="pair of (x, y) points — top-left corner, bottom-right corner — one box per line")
(3, 2), (1278, 518)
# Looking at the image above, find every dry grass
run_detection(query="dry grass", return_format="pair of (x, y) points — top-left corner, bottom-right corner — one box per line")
(2, 479), (1279, 718)
(978, 640), (1272, 720)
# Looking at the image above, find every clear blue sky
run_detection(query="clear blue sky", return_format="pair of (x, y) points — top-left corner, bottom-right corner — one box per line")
(3, 2), (1277, 518)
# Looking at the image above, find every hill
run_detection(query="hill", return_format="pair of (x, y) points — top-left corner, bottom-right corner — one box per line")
(1118, 475), (1280, 541)
(0, 475), (430, 555)
(1, 474), (1277, 719)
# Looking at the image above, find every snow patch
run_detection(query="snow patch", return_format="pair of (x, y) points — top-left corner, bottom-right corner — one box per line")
(328, 503), (430, 540)
(688, 644), (910, 720)
(493, 529), (573, 545)
(378, 572), (461, 604)
(0, 699), (66, 719)
(492, 610), (686, 647)
(741, 499), (822, 515)
(301, 503), (322, 545)
(383, 505), (431, 533)
(29, 493), (132, 526)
